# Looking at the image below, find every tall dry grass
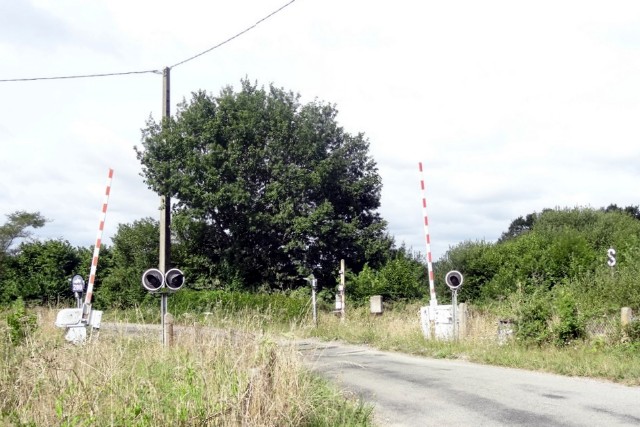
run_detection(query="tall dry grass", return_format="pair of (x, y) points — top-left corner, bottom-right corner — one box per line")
(0, 308), (372, 426)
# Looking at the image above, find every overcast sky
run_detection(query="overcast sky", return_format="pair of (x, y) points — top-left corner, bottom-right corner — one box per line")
(2, 0), (640, 264)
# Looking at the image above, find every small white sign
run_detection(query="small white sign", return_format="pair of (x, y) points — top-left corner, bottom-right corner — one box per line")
(607, 248), (616, 267)
(71, 275), (85, 293)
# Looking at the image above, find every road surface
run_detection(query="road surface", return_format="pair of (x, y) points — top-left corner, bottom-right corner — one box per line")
(295, 339), (640, 427)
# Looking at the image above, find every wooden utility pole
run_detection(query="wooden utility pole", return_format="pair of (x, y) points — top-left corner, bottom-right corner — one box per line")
(160, 66), (171, 346)
(160, 67), (171, 274)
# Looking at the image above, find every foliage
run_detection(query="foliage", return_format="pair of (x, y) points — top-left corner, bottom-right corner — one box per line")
(435, 240), (496, 302)
(539, 228), (596, 286)
(347, 264), (378, 304)
(552, 290), (585, 346)
(498, 212), (538, 242)
(602, 203), (640, 221)
(624, 319), (640, 343)
(0, 236), (118, 308)
(0, 211), (47, 256)
(348, 246), (426, 304)
(135, 79), (392, 290)
(514, 291), (552, 346)
(494, 287), (584, 348)
(1, 309), (373, 426)
(168, 289), (310, 323)
(5, 298), (37, 345)
(96, 218), (159, 308)
(0, 211), (48, 299)
(0, 240), (82, 305)
(440, 207), (640, 309)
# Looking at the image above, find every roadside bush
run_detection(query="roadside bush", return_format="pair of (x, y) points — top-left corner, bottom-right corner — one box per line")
(515, 291), (551, 346)
(348, 249), (426, 305)
(624, 318), (640, 343)
(168, 290), (309, 323)
(540, 229), (597, 288)
(435, 240), (498, 302)
(347, 264), (381, 305)
(5, 298), (37, 345)
(552, 290), (585, 346)
(562, 265), (640, 318)
(480, 232), (551, 301)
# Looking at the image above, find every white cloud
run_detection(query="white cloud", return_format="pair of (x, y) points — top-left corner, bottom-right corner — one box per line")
(2, 0), (640, 267)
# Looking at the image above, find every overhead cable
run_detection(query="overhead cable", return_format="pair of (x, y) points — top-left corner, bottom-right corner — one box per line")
(0, 69), (161, 83)
(0, 0), (297, 83)
(170, 0), (296, 69)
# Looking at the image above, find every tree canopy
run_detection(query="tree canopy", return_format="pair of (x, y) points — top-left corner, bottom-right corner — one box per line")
(0, 211), (47, 256)
(3, 203), (640, 315)
(96, 218), (158, 308)
(136, 80), (392, 289)
(0, 211), (49, 295)
(437, 206), (640, 310)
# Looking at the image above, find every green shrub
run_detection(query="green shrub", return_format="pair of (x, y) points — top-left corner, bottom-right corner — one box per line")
(435, 240), (498, 302)
(540, 229), (597, 287)
(6, 298), (37, 345)
(553, 291), (585, 346)
(624, 318), (640, 343)
(511, 289), (588, 347)
(168, 290), (309, 323)
(348, 249), (426, 305)
(347, 264), (381, 305)
(515, 291), (551, 346)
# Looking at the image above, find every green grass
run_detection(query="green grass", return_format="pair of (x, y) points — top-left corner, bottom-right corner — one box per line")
(104, 299), (640, 385)
(0, 308), (373, 426)
(23, 297), (638, 427)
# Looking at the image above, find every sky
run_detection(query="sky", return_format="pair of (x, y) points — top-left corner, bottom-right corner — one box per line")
(2, 0), (640, 265)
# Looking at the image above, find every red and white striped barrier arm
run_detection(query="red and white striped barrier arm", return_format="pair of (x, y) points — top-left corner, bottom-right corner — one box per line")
(83, 168), (114, 314)
(418, 162), (437, 306)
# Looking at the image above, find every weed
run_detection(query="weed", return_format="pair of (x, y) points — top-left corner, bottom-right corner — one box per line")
(0, 309), (373, 426)
(5, 298), (37, 346)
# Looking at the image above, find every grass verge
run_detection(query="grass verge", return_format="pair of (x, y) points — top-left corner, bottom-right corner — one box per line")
(0, 308), (373, 426)
(290, 303), (640, 386)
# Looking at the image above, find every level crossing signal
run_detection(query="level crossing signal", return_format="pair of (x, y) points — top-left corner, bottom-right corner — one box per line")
(445, 270), (464, 290)
(165, 268), (185, 291)
(142, 268), (185, 292)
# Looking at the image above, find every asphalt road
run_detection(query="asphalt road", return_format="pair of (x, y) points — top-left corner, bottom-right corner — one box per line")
(295, 339), (640, 427)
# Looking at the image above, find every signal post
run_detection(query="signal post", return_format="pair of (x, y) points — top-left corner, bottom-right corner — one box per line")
(142, 267), (185, 346)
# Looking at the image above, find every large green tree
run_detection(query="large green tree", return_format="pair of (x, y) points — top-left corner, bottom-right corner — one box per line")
(0, 239), (80, 304)
(0, 211), (47, 257)
(95, 218), (158, 308)
(136, 80), (391, 289)
(0, 211), (48, 299)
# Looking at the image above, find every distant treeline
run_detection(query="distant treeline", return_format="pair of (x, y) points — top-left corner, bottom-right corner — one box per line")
(1, 205), (640, 327)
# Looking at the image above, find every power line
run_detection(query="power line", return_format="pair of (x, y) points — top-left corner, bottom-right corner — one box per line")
(0, 0), (297, 83)
(171, 0), (296, 69)
(0, 69), (161, 83)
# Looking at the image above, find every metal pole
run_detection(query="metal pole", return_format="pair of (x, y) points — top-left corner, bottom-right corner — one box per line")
(164, 312), (174, 347)
(160, 67), (171, 346)
(161, 294), (168, 346)
(312, 279), (318, 327)
(452, 290), (458, 341)
(340, 259), (346, 322)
